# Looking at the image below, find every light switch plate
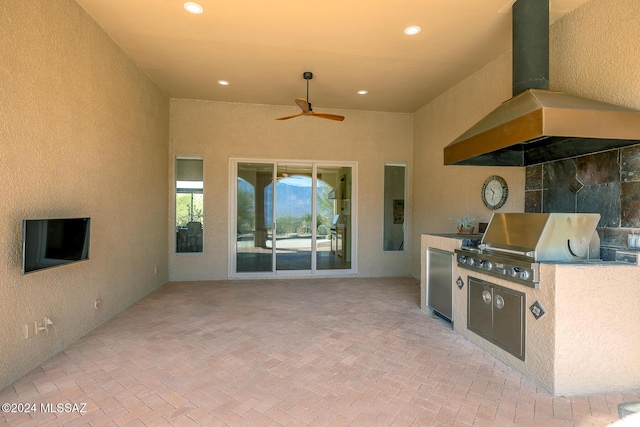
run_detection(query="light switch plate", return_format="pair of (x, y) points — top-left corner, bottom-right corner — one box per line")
(24, 322), (35, 339)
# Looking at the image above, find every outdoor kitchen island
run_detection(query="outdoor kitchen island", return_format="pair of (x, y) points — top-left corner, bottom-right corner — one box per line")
(421, 231), (640, 396)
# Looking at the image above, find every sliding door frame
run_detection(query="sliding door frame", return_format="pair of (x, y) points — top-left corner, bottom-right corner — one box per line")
(228, 158), (358, 278)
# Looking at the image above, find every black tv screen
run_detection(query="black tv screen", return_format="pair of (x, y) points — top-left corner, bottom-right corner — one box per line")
(22, 218), (91, 274)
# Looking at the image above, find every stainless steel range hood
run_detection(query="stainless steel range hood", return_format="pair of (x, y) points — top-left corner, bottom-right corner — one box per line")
(444, 0), (640, 167)
(444, 89), (640, 166)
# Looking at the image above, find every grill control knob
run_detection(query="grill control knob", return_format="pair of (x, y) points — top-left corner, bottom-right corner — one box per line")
(507, 267), (517, 277)
(518, 269), (531, 280)
(482, 261), (493, 270)
(458, 255), (467, 264)
(466, 257), (474, 266)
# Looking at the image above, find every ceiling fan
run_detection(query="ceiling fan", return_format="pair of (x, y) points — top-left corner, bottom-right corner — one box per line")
(275, 72), (345, 121)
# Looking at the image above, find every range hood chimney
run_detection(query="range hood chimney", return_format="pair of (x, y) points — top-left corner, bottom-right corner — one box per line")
(444, 0), (640, 166)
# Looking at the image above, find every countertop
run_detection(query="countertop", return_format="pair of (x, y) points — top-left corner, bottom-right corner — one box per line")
(424, 233), (483, 239)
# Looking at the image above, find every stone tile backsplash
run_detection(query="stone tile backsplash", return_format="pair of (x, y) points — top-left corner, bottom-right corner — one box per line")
(621, 145), (640, 182)
(621, 181), (640, 227)
(525, 145), (640, 248)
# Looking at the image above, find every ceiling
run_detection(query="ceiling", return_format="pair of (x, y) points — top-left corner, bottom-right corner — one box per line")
(74, 0), (592, 113)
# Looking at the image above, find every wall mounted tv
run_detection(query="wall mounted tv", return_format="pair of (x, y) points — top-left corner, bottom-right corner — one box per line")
(21, 218), (91, 274)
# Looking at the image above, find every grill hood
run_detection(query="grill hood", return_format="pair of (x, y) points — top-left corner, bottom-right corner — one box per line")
(480, 213), (600, 261)
(444, 0), (640, 167)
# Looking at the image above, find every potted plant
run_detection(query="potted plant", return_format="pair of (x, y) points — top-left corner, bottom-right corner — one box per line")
(451, 213), (481, 234)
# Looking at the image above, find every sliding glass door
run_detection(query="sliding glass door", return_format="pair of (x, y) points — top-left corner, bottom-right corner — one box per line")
(316, 165), (352, 271)
(233, 160), (354, 275)
(236, 162), (274, 272)
(275, 164), (313, 271)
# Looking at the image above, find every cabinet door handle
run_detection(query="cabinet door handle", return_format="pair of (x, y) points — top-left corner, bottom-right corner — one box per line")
(482, 290), (492, 304)
(494, 295), (504, 309)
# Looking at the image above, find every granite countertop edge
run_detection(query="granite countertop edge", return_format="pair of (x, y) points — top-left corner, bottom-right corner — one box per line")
(422, 233), (484, 239)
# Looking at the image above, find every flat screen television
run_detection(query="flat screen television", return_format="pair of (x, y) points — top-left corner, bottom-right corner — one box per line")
(21, 218), (91, 274)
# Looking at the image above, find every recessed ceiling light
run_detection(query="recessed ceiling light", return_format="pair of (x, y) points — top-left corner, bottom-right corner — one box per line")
(217, 80), (230, 86)
(357, 90), (368, 95)
(404, 26), (421, 36)
(184, 2), (203, 14)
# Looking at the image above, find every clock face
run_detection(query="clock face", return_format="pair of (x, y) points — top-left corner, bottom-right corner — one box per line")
(482, 176), (508, 209)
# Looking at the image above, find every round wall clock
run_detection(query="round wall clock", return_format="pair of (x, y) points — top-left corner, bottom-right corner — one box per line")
(481, 175), (508, 210)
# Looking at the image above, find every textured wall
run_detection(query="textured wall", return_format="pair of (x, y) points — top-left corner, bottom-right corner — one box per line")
(554, 264), (640, 395)
(550, 0), (640, 109)
(0, 0), (169, 390)
(169, 100), (413, 280)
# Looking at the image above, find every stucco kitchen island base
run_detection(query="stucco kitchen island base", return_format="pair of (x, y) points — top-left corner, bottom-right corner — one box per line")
(422, 233), (640, 396)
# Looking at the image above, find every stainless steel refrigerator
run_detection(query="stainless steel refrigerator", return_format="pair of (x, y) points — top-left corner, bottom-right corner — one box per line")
(426, 248), (453, 321)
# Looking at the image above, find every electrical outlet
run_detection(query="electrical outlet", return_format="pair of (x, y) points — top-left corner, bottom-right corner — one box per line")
(94, 299), (102, 309)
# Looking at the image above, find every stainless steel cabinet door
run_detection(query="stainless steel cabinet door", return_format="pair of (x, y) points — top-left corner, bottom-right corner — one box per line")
(468, 278), (493, 338)
(492, 288), (524, 359)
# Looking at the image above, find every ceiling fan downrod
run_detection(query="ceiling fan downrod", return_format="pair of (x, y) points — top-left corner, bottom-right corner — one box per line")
(303, 71), (312, 110)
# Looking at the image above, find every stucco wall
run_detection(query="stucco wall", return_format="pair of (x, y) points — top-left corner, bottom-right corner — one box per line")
(169, 100), (413, 280)
(554, 264), (640, 395)
(550, 0), (640, 109)
(0, 0), (169, 390)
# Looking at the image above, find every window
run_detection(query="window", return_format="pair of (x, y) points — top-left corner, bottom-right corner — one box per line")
(176, 158), (203, 253)
(383, 164), (406, 251)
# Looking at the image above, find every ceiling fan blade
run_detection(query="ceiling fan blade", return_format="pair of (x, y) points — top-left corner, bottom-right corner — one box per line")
(275, 112), (305, 120)
(310, 112), (345, 121)
(295, 98), (310, 113)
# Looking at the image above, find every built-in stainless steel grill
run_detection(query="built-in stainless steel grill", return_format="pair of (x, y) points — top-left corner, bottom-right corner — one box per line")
(455, 213), (601, 287)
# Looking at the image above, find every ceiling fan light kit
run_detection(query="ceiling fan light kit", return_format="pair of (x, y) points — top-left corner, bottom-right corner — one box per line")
(275, 72), (345, 121)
